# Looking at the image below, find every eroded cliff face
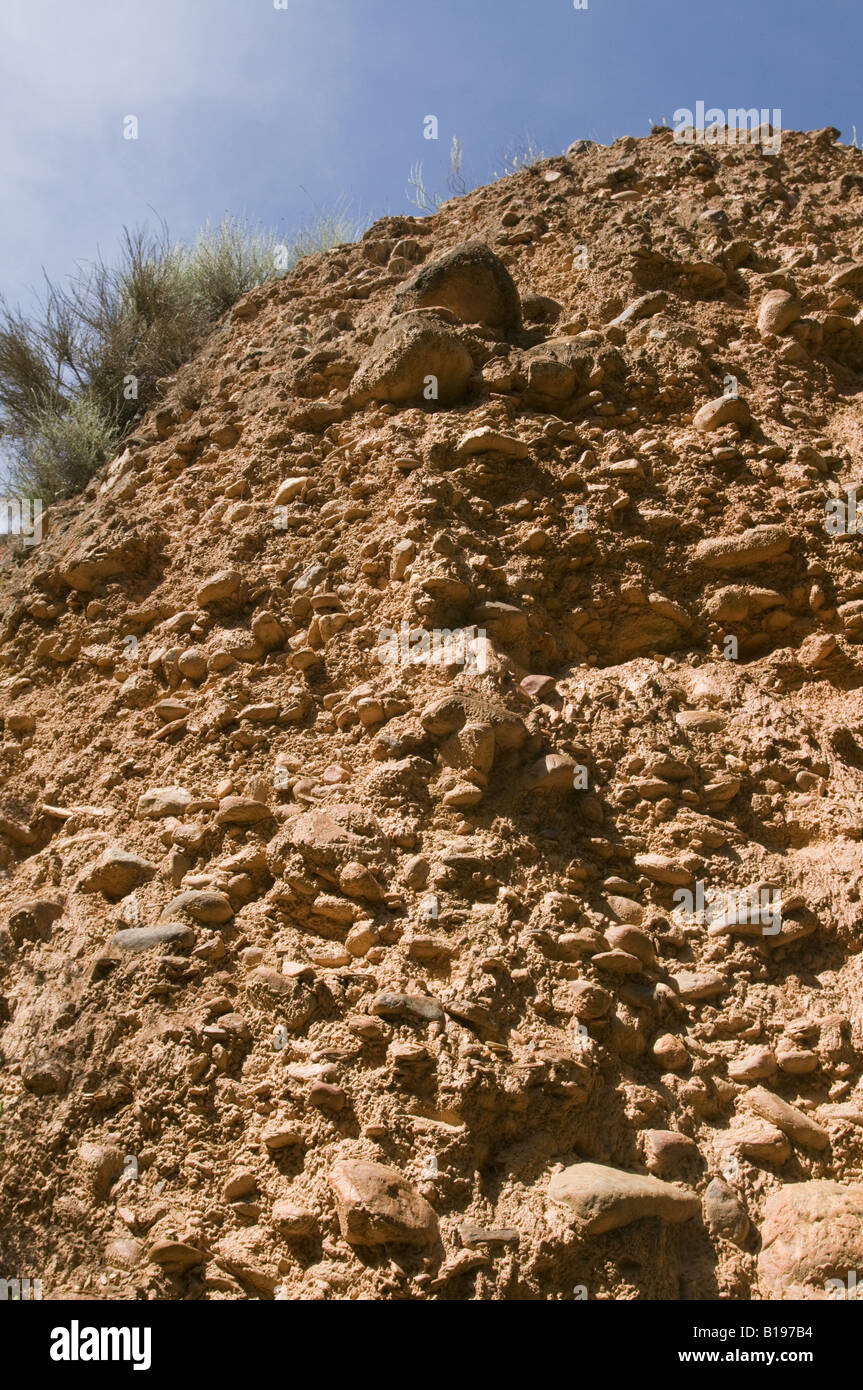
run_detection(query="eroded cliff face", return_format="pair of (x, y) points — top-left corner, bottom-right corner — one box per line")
(2, 124), (863, 1301)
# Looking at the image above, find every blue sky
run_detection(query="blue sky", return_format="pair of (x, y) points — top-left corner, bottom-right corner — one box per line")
(1, 0), (861, 312)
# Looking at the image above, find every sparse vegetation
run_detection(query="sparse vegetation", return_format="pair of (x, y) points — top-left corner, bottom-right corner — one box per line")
(408, 136), (471, 213)
(408, 134), (547, 215)
(490, 136), (546, 179)
(10, 395), (116, 501)
(0, 210), (363, 501)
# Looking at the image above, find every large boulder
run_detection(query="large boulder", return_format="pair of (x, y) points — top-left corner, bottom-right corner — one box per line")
(350, 312), (473, 407)
(268, 803), (387, 877)
(390, 240), (521, 332)
(759, 1181), (863, 1299)
(519, 336), (597, 403)
(329, 1160), (439, 1246)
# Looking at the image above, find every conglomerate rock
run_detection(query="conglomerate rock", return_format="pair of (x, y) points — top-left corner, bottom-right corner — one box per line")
(2, 125), (863, 1301)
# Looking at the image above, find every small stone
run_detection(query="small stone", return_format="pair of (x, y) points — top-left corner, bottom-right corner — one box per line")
(329, 1159), (440, 1246)
(652, 1034), (689, 1070)
(456, 428), (529, 460)
(458, 1223), (520, 1248)
(154, 698), (191, 723)
(196, 570), (241, 605)
(111, 923), (195, 954)
(671, 970), (725, 1002)
(370, 992), (444, 1025)
(693, 395), (752, 432)
(348, 1014), (390, 1042)
(147, 1240), (203, 1272)
(345, 921), (379, 956)
(391, 540), (416, 579)
(728, 1047), (777, 1081)
(548, 1162), (699, 1235)
(76, 1142), (125, 1201)
(215, 796), (273, 826)
(309, 1082), (346, 1112)
(160, 889), (234, 925)
(402, 855), (430, 889)
(252, 611), (286, 650)
(338, 861), (384, 902)
(519, 674), (557, 700)
(744, 1087), (829, 1151)
(704, 1178), (749, 1246)
(604, 925), (654, 963)
(223, 1170), (258, 1201)
(634, 853), (693, 886)
(441, 782), (484, 809)
(104, 1238), (143, 1270)
(523, 753), (579, 793)
(262, 1122), (305, 1151)
(79, 849), (156, 899)
(271, 1199), (317, 1238)
(776, 1046), (819, 1075)
(273, 477), (308, 506)
(642, 1130), (699, 1174)
(757, 290), (802, 337)
(136, 786), (193, 820)
(733, 1118), (791, 1164)
(609, 291), (668, 327)
(569, 980), (612, 1020)
(693, 525), (792, 572)
(177, 647), (208, 681)
(604, 894), (645, 924)
(593, 948), (644, 975)
(675, 709), (727, 733)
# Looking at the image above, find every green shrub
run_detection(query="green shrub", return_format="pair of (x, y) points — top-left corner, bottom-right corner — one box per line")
(9, 394), (117, 501)
(0, 210), (364, 501)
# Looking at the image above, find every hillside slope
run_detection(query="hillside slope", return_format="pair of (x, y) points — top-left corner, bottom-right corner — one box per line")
(2, 124), (863, 1301)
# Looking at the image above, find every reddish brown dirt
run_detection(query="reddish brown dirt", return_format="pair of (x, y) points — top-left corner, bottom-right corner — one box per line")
(2, 124), (863, 1301)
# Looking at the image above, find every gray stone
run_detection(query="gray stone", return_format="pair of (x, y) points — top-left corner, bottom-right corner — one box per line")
(159, 889), (234, 925)
(370, 992), (444, 1024)
(112, 923), (195, 953)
